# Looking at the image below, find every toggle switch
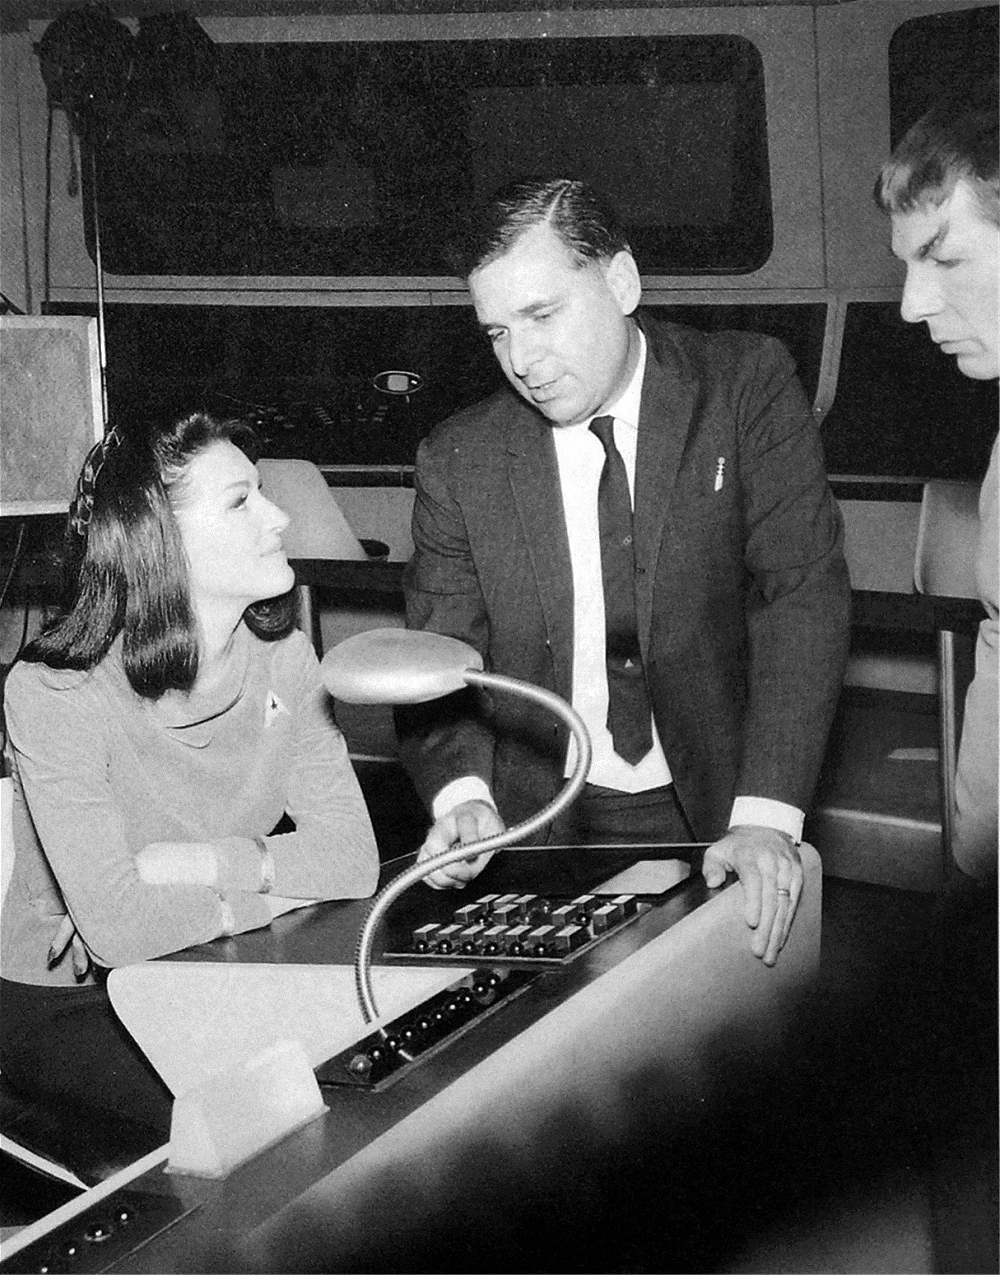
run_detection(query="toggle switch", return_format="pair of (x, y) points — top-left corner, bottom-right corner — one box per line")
(551, 924), (587, 954)
(455, 902), (488, 925)
(412, 922), (441, 953)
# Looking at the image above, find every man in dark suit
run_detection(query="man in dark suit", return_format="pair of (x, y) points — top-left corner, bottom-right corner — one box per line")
(397, 178), (850, 965)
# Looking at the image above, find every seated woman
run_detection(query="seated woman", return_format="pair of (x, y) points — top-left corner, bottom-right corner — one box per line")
(1, 411), (379, 1153)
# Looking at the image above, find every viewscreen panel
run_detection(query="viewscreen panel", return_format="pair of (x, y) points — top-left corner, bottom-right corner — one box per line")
(822, 303), (997, 482)
(889, 6), (998, 144)
(85, 35), (772, 277)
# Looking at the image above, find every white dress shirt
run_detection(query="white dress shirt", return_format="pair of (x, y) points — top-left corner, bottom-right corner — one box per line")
(432, 330), (804, 843)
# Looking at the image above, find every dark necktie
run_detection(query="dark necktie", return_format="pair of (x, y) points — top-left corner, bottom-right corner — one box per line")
(588, 416), (653, 765)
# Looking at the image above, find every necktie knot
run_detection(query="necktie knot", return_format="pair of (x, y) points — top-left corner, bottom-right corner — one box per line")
(589, 415), (616, 453)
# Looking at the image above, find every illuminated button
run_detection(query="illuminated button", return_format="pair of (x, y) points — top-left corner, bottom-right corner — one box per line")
(435, 923), (462, 953)
(551, 924), (586, 954)
(526, 924), (556, 956)
(549, 905), (576, 927)
(84, 1220), (114, 1242)
(471, 978), (498, 1006)
(607, 893), (639, 917)
(458, 923), (487, 953)
(512, 894), (538, 918)
(480, 924), (507, 955)
(412, 923), (441, 952)
(502, 924), (532, 953)
(590, 903), (619, 933)
(455, 902), (488, 925)
(569, 894), (598, 923)
(492, 903), (519, 925)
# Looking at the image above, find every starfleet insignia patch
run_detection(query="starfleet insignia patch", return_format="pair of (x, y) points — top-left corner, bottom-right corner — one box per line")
(265, 691), (288, 726)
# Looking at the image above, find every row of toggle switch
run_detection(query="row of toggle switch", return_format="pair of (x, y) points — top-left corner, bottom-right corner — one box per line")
(409, 892), (644, 960)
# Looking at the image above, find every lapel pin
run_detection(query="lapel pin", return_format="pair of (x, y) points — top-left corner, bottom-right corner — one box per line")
(714, 457), (726, 493)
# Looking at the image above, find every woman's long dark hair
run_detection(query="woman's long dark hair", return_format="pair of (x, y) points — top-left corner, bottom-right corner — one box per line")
(22, 412), (296, 698)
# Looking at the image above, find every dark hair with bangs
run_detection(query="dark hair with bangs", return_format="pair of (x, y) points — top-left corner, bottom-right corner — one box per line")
(875, 82), (999, 225)
(449, 177), (632, 277)
(22, 411), (296, 699)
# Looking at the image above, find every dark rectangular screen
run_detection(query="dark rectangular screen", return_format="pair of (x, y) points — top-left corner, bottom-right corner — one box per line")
(822, 302), (997, 482)
(889, 6), (998, 145)
(86, 34), (771, 277)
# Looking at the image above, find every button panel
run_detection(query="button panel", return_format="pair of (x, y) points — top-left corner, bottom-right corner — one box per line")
(386, 892), (651, 967)
(315, 967), (538, 1090)
(0, 1189), (198, 1274)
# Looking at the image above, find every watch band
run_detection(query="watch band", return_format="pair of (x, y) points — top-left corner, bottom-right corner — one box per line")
(254, 836), (276, 894)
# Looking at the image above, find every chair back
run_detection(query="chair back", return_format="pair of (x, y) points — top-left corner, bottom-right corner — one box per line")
(258, 459), (367, 562)
(914, 480), (981, 600)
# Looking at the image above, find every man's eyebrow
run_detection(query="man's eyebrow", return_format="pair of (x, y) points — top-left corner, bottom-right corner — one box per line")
(915, 223), (949, 260)
(517, 299), (558, 318)
(477, 299), (556, 329)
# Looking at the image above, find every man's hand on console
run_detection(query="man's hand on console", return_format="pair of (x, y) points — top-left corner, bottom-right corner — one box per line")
(701, 825), (803, 966)
(417, 799), (506, 890)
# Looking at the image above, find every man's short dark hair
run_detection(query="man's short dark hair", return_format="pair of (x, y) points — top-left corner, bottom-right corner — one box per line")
(449, 178), (632, 277)
(875, 81), (999, 225)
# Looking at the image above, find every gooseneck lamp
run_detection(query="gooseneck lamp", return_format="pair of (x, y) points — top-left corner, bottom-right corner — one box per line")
(321, 629), (592, 1029)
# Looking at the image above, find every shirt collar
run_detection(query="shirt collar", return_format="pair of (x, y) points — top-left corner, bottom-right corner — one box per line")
(149, 622), (251, 736)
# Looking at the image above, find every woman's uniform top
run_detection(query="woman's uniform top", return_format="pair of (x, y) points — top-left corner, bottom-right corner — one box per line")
(2, 625), (379, 985)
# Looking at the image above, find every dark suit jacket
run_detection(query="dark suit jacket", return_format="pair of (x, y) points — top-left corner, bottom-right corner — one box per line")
(396, 316), (851, 841)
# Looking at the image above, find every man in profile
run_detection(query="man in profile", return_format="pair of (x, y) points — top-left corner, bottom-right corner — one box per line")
(397, 177), (851, 966)
(877, 93), (999, 879)
(876, 91), (998, 1275)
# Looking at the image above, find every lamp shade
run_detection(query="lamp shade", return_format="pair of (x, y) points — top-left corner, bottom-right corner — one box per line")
(321, 628), (484, 705)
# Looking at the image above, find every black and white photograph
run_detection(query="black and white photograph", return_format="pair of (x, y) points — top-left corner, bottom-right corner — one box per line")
(0, 1), (996, 1271)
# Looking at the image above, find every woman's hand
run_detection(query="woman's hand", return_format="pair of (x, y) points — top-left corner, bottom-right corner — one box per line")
(136, 841), (220, 887)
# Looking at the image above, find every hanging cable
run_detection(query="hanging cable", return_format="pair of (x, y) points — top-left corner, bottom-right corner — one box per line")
(0, 521), (27, 614)
(43, 104), (54, 308)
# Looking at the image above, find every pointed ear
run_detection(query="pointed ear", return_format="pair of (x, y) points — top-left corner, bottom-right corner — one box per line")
(604, 250), (642, 316)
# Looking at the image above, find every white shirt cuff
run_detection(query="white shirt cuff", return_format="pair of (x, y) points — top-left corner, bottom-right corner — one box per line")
(728, 797), (804, 844)
(431, 776), (497, 821)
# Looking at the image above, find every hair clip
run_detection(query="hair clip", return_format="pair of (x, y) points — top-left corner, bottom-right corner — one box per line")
(69, 426), (123, 538)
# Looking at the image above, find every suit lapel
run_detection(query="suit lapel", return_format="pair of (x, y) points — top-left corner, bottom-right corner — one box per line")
(502, 407), (575, 695)
(633, 323), (697, 654)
